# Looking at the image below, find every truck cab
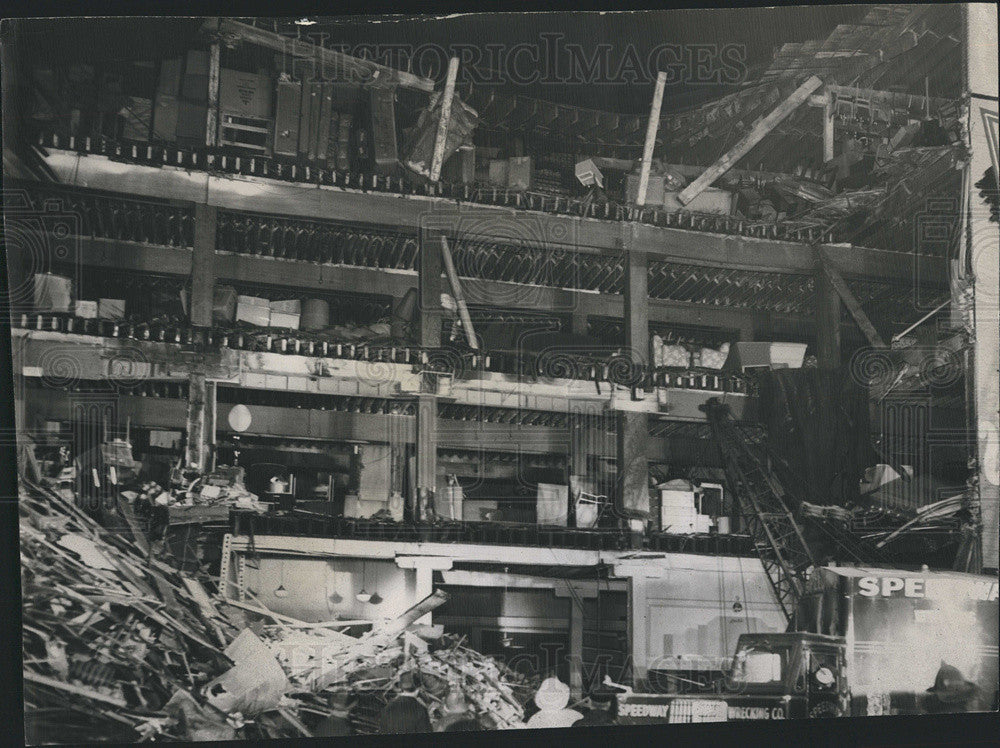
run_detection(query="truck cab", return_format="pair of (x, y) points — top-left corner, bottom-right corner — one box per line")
(727, 632), (849, 718)
(616, 632), (850, 724)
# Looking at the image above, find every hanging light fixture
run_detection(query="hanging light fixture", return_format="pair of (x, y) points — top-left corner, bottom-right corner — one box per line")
(274, 561), (289, 598)
(355, 560), (372, 603)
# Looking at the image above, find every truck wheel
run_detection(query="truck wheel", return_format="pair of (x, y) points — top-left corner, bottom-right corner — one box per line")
(809, 701), (840, 719)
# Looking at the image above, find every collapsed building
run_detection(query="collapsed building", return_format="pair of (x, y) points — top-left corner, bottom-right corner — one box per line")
(4, 5), (998, 740)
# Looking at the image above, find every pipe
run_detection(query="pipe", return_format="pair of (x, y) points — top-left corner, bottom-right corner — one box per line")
(439, 235), (478, 349)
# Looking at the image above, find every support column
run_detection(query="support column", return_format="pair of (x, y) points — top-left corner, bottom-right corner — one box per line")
(185, 372), (208, 470)
(416, 231), (443, 518)
(568, 596), (584, 698)
(190, 204), (217, 328)
(418, 232), (444, 349)
(815, 266), (841, 368)
(397, 556), (452, 624)
(416, 394), (437, 519)
(822, 88), (835, 164)
(206, 21), (221, 147)
(617, 247), (650, 543)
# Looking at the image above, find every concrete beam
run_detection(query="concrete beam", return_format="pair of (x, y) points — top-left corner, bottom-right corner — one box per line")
(39, 154), (947, 286)
(190, 204), (217, 328)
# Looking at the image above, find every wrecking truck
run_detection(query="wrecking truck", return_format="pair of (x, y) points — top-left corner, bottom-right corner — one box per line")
(616, 566), (999, 723)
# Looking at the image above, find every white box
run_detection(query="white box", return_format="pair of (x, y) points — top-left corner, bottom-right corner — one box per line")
(269, 312), (300, 330)
(663, 187), (734, 215)
(269, 299), (302, 315)
(537, 483), (568, 526)
(660, 489), (696, 508)
(236, 302), (270, 327)
(98, 298), (126, 320)
(73, 300), (98, 318)
(770, 342), (808, 369)
(237, 295), (269, 309)
(34, 273), (72, 312)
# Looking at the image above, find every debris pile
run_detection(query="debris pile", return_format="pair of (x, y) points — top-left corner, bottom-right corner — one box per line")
(125, 473), (265, 513)
(265, 600), (534, 730)
(20, 479), (246, 742)
(20, 479), (534, 741)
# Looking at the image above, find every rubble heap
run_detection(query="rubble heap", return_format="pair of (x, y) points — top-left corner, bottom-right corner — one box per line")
(19, 478), (534, 741)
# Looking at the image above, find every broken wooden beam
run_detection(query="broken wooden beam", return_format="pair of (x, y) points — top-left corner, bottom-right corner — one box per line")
(818, 248), (887, 348)
(429, 57), (460, 183)
(678, 75), (824, 205)
(213, 18), (434, 93)
(637, 71), (668, 207)
(439, 236), (478, 349)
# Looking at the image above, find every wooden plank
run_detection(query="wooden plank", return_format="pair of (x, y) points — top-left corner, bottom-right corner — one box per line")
(637, 72), (667, 207)
(429, 57), (459, 183)
(822, 89), (834, 163)
(439, 236), (478, 349)
(819, 249), (887, 348)
(213, 18), (433, 93)
(206, 26), (221, 147)
(678, 75), (824, 205)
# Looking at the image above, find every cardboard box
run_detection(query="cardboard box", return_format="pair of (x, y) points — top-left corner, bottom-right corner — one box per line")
(537, 483), (568, 526)
(157, 58), (183, 97)
(663, 187), (734, 215)
(625, 173), (666, 206)
(269, 299), (302, 315)
(152, 93), (178, 141)
(269, 311), (300, 330)
(34, 273), (72, 312)
(488, 159), (509, 186)
(73, 300), (98, 319)
(98, 298), (126, 320)
(236, 301), (270, 327)
(442, 146), (475, 183)
(725, 341), (808, 371)
(185, 49), (209, 76)
(507, 156), (533, 191)
(220, 69), (274, 119)
(273, 80), (302, 157)
(176, 100), (207, 142)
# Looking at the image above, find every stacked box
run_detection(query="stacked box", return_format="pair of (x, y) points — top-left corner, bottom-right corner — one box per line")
(73, 300), (98, 319)
(269, 312), (300, 330)
(98, 298), (126, 320)
(660, 488), (698, 533)
(236, 296), (270, 327)
(507, 156), (533, 191)
(488, 159), (509, 186)
(269, 299), (302, 315)
(33, 274), (72, 312)
(537, 483), (568, 526)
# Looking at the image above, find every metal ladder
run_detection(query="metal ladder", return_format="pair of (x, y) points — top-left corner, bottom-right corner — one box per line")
(704, 398), (816, 622)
